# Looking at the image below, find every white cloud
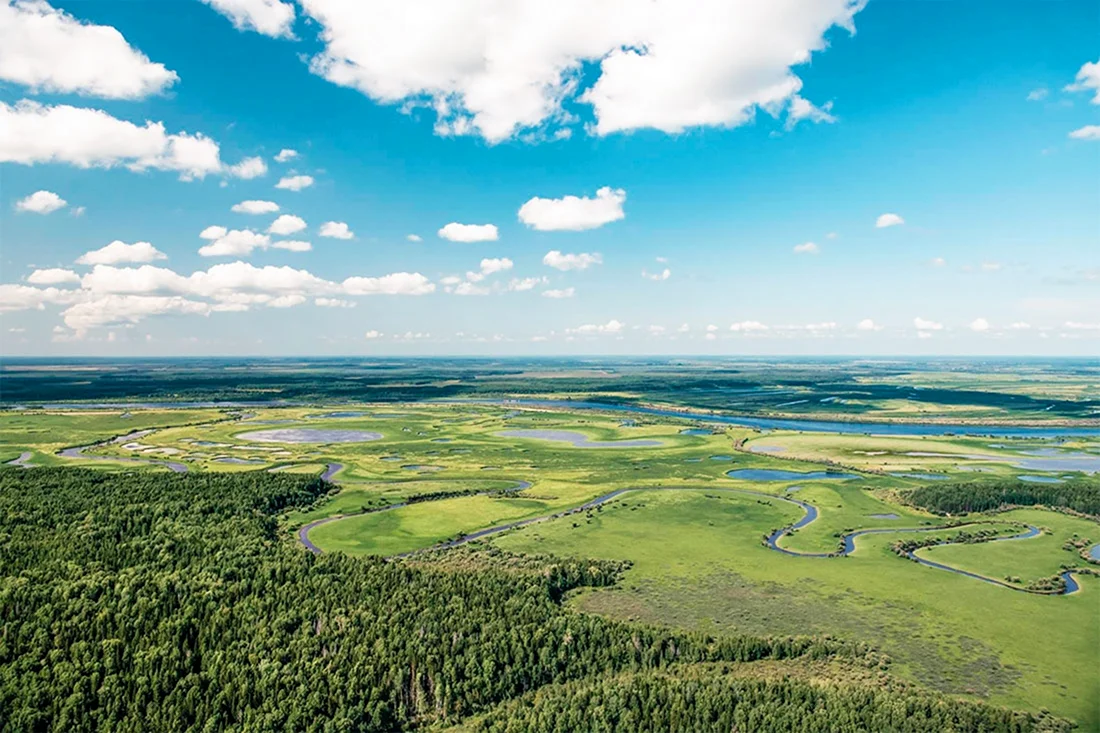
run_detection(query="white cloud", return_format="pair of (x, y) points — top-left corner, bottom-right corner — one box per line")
(507, 276), (543, 292)
(648, 325), (666, 335)
(70, 205), (85, 217)
(438, 222), (499, 242)
(319, 221), (354, 239)
(875, 213), (904, 228)
(917, 331), (933, 340)
(786, 96), (835, 129)
(1064, 321), (1100, 331)
(15, 189), (66, 214)
(76, 240), (167, 265)
(315, 298), (355, 308)
(913, 317), (943, 332)
(342, 272), (434, 296)
(364, 329), (383, 339)
(226, 156), (267, 179)
(199, 229), (271, 257)
(643, 268), (671, 281)
(268, 214), (307, 235)
(298, 0), (863, 143)
(0, 283), (82, 312)
(1009, 322), (1031, 330)
(275, 174), (314, 191)
(274, 148), (298, 162)
(969, 317), (990, 332)
(200, 0), (295, 38)
(705, 332), (717, 341)
(793, 241), (819, 254)
(272, 240), (311, 252)
(706, 324), (718, 332)
(542, 287), (575, 298)
(453, 281), (490, 296)
(61, 294), (211, 333)
(517, 186), (626, 231)
(542, 250), (602, 271)
(929, 257), (946, 267)
(856, 318), (880, 331)
(1068, 125), (1100, 141)
(0, 0), (178, 99)
(0, 100), (233, 180)
(27, 268), (80, 285)
(478, 257), (513, 275)
(406, 234), (422, 242)
(729, 320), (768, 332)
(232, 199), (280, 214)
(1026, 87), (1048, 102)
(199, 225), (228, 240)
(1064, 59), (1100, 104)
(568, 319), (623, 335)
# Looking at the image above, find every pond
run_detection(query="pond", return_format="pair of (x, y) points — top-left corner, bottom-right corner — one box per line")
(496, 429), (663, 448)
(235, 428), (383, 443)
(726, 468), (861, 481)
(1017, 475), (1064, 484)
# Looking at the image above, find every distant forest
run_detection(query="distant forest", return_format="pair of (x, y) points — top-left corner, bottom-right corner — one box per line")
(908, 478), (1100, 518)
(0, 468), (1062, 731)
(3, 357), (1096, 418)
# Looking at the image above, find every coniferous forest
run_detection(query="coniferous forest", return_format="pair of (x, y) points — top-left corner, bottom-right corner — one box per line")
(0, 469), (1068, 731)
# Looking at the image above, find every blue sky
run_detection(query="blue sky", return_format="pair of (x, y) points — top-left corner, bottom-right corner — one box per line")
(1, 0), (1097, 356)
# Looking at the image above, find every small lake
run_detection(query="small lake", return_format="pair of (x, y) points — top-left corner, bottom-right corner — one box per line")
(679, 428), (713, 436)
(215, 457), (266, 465)
(1089, 545), (1100, 562)
(236, 428), (383, 444)
(496, 429), (663, 448)
(890, 472), (950, 480)
(748, 444), (786, 453)
(402, 464), (443, 471)
(726, 468), (861, 481)
(307, 411), (369, 419)
(1018, 475), (1064, 484)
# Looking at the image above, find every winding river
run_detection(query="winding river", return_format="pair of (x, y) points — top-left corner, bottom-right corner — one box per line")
(299, 482), (1083, 595)
(58, 430), (189, 472)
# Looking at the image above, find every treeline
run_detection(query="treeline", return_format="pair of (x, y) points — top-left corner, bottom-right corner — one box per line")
(907, 478), (1100, 517)
(0, 469), (1058, 731)
(471, 671), (1057, 733)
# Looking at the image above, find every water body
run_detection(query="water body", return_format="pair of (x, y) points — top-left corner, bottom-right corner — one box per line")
(1018, 475), (1065, 484)
(58, 430), (188, 473)
(6, 451), (34, 468)
(709, 455), (733, 461)
(402, 465), (443, 471)
(905, 450), (1100, 474)
(679, 428), (713, 436)
(236, 428), (383, 444)
(321, 463), (343, 482)
(470, 399), (1100, 438)
(380, 456), (403, 462)
(431, 438), (453, 443)
(215, 457), (266, 465)
(1089, 545), (1100, 562)
(307, 411), (369, 419)
(496, 429), (663, 448)
(726, 468), (861, 481)
(889, 472), (951, 480)
(748, 444), (786, 453)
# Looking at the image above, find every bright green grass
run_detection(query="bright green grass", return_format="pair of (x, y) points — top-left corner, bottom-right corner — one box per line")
(491, 489), (1100, 729)
(918, 508), (1098, 583)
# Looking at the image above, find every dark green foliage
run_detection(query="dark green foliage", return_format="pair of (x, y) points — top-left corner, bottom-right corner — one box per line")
(471, 672), (1058, 733)
(908, 479), (1100, 517)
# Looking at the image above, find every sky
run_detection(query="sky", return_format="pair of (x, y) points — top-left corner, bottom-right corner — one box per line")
(0, 0), (1097, 357)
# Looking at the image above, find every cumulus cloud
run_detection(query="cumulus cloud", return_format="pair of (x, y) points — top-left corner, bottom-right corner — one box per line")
(61, 294), (210, 332)
(343, 272), (434, 296)
(364, 329), (383, 339)
(0, 0), (177, 99)
(0, 100), (246, 180)
(507, 277), (544, 292)
(272, 240), (311, 252)
(274, 148), (298, 162)
(232, 199), (279, 214)
(27, 268), (80, 285)
(542, 250), (602, 271)
(856, 318), (881, 331)
(1064, 59), (1100, 104)
(729, 320), (768, 332)
(15, 189), (66, 214)
(478, 257), (513, 276)
(517, 187), (626, 231)
(1009, 322), (1031, 330)
(542, 287), (575, 298)
(199, 228), (271, 257)
(275, 174), (314, 191)
(643, 268), (671, 281)
(298, 0), (864, 142)
(785, 96), (835, 129)
(406, 234), (422, 242)
(200, 0), (295, 38)
(568, 319), (623, 335)
(1068, 125), (1100, 141)
(970, 317), (990, 332)
(452, 281), (490, 296)
(876, 213), (904, 228)
(438, 222), (498, 242)
(319, 221), (354, 239)
(226, 155), (267, 179)
(793, 242), (819, 254)
(76, 240), (167, 265)
(913, 317), (943, 332)
(0, 283), (83, 311)
(268, 214), (307, 235)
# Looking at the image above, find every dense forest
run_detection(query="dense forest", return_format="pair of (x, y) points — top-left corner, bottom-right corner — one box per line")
(907, 478), (1100, 517)
(0, 469), (1066, 731)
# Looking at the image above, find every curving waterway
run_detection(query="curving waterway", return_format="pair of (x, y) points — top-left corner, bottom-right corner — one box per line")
(299, 482), (1082, 595)
(58, 430), (189, 472)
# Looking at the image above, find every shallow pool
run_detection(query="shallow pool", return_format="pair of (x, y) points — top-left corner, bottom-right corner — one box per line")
(235, 428), (383, 443)
(726, 468), (861, 481)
